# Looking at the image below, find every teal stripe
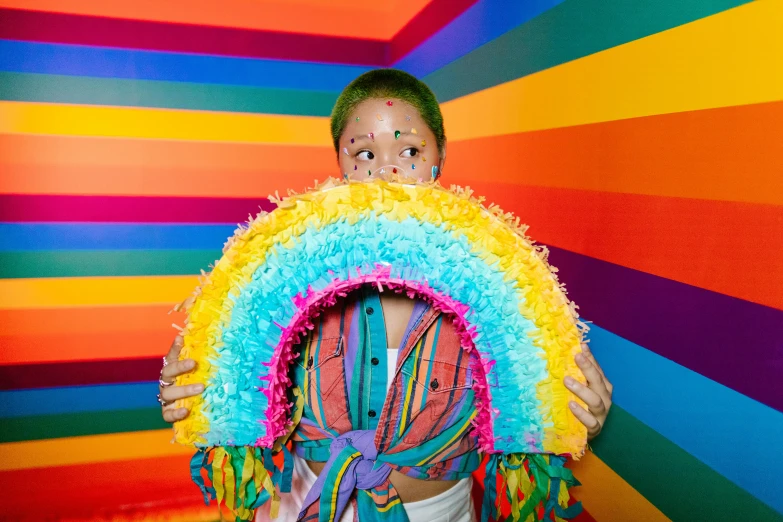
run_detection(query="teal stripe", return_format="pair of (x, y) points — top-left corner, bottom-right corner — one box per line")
(1, 408), (168, 443)
(425, 0), (752, 102)
(592, 406), (783, 521)
(0, 71), (338, 116)
(0, 250), (221, 278)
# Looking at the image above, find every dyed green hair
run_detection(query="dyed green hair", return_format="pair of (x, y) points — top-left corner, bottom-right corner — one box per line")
(330, 69), (446, 157)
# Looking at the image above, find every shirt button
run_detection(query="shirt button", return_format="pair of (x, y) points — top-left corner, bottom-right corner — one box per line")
(368, 410), (377, 418)
(366, 307), (374, 315)
(430, 379), (439, 390)
(371, 357), (379, 365)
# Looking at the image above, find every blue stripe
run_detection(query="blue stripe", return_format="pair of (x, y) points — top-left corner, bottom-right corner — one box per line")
(393, 0), (564, 77)
(0, 223), (236, 251)
(0, 39), (371, 90)
(0, 382), (158, 417)
(589, 324), (783, 513)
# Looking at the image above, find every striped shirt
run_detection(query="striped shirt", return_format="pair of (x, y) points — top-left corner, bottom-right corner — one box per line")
(291, 285), (481, 521)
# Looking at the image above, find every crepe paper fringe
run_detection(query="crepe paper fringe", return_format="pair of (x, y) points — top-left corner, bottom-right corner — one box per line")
(190, 444), (294, 522)
(482, 453), (582, 522)
(174, 178), (587, 457)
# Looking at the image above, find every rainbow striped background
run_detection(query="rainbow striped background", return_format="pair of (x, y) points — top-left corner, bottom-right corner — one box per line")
(0, 0), (781, 520)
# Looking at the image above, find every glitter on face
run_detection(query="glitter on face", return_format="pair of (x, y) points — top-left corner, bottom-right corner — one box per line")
(412, 164), (416, 170)
(350, 138), (354, 144)
(422, 157), (426, 162)
(432, 166), (439, 178)
(411, 128), (418, 135)
(369, 132), (374, 141)
(387, 100), (393, 106)
(421, 140), (426, 147)
(393, 168), (397, 173)
(343, 147), (348, 155)
(376, 114), (383, 121)
(354, 165), (357, 170)
(405, 115), (411, 121)
(356, 117), (360, 121)
(368, 170), (371, 176)
(380, 168), (386, 175)
(394, 130), (401, 139)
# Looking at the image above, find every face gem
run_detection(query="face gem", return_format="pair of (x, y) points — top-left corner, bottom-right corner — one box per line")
(387, 100), (393, 106)
(343, 147), (348, 155)
(369, 132), (374, 141)
(411, 128), (418, 134)
(392, 168), (397, 173)
(405, 115), (411, 121)
(351, 138), (355, 143)
(431, 166), (439, 179)
(422, 156), (426, 162)
(421, 140), (426, 147)
(411, 164), (416, 170)
(376, 114), (383, 121)
(394, 130), (401, 139)
(354, 165), (357, 170)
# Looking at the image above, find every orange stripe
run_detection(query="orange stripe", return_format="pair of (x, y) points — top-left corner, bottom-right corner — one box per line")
(449, 102), (783, 206)
(0, 306), (181, 337)
(0, 454), (213, 520)
(444, 180), (783, 310)
(568, 452), (670, 521)
(0, 0), (432, 40)
(0, 429), (191, 471)
(0, 134), (335, 197)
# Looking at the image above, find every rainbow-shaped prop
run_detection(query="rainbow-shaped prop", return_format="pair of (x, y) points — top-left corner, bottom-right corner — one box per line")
(174, 178), (587, 460)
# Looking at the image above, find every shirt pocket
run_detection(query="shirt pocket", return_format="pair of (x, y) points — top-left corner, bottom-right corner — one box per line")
(402, 355), (473, 395)
(295, 336), (350, 431)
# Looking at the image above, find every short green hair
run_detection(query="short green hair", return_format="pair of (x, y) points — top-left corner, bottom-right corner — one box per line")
(330, 69), (446, 157)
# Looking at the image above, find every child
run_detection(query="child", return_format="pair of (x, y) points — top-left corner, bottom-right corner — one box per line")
(158, 69), (613, 521)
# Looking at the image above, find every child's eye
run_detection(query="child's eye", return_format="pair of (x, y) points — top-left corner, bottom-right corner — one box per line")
(401, 148), (419, 158)
(356, 150), (375, 160)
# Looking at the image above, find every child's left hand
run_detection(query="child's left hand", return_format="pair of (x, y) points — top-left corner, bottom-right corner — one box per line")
(564, 344), (613, 440)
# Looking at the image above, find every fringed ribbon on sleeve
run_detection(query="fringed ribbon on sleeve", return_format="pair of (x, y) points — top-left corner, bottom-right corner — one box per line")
(482, 453), (582, 522)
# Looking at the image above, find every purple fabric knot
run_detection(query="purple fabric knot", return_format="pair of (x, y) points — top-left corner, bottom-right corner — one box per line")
(297, 430), (391, 521)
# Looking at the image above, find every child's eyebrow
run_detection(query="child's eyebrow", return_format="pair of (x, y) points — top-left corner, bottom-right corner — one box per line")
(349, 131), (416, 143)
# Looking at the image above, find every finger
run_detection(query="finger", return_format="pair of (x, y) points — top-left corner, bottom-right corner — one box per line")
(575, 352), (605, 391)
(580, 344), (607, 382)
(165, 334), (184, 361)
(162, 407), (190, 423)
(161, 358), (196, 383)
(569, 401), (601, 438)
(565, 376), (606, 414)
(160, 383), (204, 402)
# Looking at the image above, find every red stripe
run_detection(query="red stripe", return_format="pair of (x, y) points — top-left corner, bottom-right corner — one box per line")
(0, 454), (205, 519)
(0, 8), (386, 65)
(0, 357), (160, 390)
(0, 194), (274, 223)
(388, 0), (479, 63)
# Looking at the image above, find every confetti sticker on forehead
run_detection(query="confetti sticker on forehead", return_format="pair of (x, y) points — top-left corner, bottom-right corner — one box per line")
(406, 115), (411, 121)
(421, 140), (426, 147)
(356, 117), (360, 121)
(376, 114), (383, 121)
(412, 164), (416, 170)
(394, 130), (401, 139)
(351, 138), (355, 144)
(387, 100), (393, 106)
(369, 133), (374, 141)
(411, 128), (418, 135)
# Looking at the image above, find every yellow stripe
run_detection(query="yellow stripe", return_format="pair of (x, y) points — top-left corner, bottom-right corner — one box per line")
(0, 429), (192, 471)
(442, 1), (783, 141)
(398, 337), (423, 438)
(376, 496), (402, 513)
(0, 275), (197, 309)
(569, 452), (670, 522)
(0, 102), (332, 146)
(416, 410), (477, 467)
(329, 451), (362, 521)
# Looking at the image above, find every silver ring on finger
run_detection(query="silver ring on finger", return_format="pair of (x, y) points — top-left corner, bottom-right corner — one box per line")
(157, 393), (173, 407)
(159, 356), (174, 387)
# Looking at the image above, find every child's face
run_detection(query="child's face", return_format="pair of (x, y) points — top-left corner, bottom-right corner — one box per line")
(338, 98), (444, 182)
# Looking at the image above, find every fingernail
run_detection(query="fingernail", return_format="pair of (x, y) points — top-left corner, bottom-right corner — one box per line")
(576, 353), (586, 364)
(192, 384), (204, 392)
(184, 360), (195, 369)
(564, 376), (576, 387)
(178, 409), (187, 418)
(569, 401), (578, 410)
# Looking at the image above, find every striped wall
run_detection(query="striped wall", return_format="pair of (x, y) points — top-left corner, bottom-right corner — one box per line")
(0, 0), (781, 520)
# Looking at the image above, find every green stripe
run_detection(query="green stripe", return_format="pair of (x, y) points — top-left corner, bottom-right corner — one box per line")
(0, 71), (338, 116)
(0, 250), (222, 278)
(425, 0), (751, 102)
(1, 407), (169, 443)
(592, 405), (782, 521)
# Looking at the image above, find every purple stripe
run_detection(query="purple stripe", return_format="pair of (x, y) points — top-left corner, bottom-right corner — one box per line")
(0, 8), (386, 65)
(0, 358), (160, 390)
(344, 299), (361, 394)
(387, 0), (480, 63)
(0, 195), (275, 223)
(547, 246), (783, 412)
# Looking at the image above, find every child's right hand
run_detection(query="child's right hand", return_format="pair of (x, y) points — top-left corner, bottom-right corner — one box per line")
(159, 334), (204, 423)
